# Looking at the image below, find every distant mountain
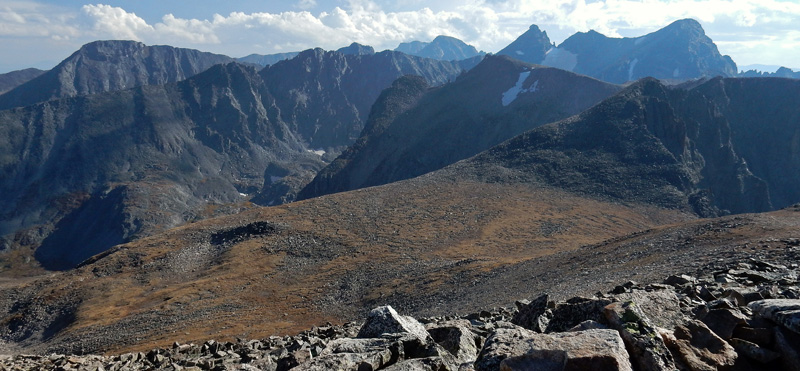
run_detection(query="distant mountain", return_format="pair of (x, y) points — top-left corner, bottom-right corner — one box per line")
(738, 64), (783, 73)
(261, 48), (464, 150)
(0, 68), (45, 94)
(739, 66), (800, 79)
(394, 35), (484, 61)
(336, 42), (375, 56)
(0, 40), (235, 110)
(0, 46), (467, 270)
(499, 19), (737, 83)
(395, 40), (428, 55)
(456, 76), (800, 215)
(298, 55), (621, 199)
(497, 25), (553, 65)
(236, 52), (300, 66)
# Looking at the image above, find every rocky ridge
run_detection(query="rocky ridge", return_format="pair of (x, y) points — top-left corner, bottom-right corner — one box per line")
(2, 258), (799, 370)
(0, 40), (236, 111)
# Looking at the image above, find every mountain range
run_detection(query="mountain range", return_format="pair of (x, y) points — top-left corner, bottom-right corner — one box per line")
(2, 16), (800, 360)
(499, 19), (738, 83)
(0, 44), (466, 270)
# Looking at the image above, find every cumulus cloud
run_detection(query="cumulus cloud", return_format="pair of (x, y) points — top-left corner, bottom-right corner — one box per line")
(1, 0), (799, 72)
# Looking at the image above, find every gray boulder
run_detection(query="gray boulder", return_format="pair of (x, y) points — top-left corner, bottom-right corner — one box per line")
(604, 301), (675, 370)
(661, 320), (737, 370)
(358, 306), (431, 341)
(474, 327), (632, 371)
(749, 299), (800, 334)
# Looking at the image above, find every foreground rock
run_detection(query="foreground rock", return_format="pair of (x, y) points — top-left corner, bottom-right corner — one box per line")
(2, 258), (799, 370)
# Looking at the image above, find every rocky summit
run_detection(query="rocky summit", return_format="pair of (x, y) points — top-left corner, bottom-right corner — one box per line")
(2, 258), (799, 370)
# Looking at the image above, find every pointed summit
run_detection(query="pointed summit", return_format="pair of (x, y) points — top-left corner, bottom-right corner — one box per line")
(497, 24), (552, 64)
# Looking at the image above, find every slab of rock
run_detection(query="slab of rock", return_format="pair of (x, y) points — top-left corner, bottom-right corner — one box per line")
(474, 327), (632, 371)
(749, 299), (800, 334)
(604, 301), (675, 371)
(499, 350), (567, 371)
(511, 294), (549, 332)
(545, 297), (612, 332)
(700, 308), (748, 339)
(381, 356), (450, 370)
(358, 306), (431, 341)
(661, 320), (737, 370)
(614, 289), (685, 329)
(730, 338), (780, 364)
(426, 320), (480, 364)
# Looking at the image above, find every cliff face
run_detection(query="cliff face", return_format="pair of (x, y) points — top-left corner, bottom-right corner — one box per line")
(0, 40), (235, 110)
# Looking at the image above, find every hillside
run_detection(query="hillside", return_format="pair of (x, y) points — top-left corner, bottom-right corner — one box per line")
(0, 68), (45, 95)
(299, 55), (621, 200)
(0, 156), (695, 355)
(304, 74), (800, 216)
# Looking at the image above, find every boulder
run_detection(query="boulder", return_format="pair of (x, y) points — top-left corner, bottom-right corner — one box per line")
(474, 327), (632, 371)
(730, 338), (780, 364)
(604, 301), (675, 370)
(381, 356), (451, 370)
(358, 306), (431, 341)
(774, 327), (800, 371)
(426, 320), (481, 364)
(614, 289), (685, 329)
(700, 308), (748, 339)
(511, 294), (549, 332)
(661, 320), (737, 370)
(499, 350), (567, 371)
(749, 299), (800, 334)
(545, 297), (612, 332)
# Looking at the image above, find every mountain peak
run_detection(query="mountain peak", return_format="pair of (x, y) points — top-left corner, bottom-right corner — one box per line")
(393, 35), (482, 61)
(497, 24), (552, 64)
(336, 42), (375, 56)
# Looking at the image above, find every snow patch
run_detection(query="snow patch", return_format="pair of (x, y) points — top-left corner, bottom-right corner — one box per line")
(628, 58), (639, 81)
(542, 47), (578, 71)
(307, 149), (326, 156)
(501, 71), (539, 107)
(269, 176), (283, 184)
(515, 50), (524, 55)
(239, 192), (248, 197)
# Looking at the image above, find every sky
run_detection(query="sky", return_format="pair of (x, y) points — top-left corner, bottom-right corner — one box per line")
(1, 0), (798, 73)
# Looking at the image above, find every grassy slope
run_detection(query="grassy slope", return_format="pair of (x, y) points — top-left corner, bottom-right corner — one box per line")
(0, 171), (691, 354)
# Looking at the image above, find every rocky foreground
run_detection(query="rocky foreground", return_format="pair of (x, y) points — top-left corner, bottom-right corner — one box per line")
(2, 258), (799, 370)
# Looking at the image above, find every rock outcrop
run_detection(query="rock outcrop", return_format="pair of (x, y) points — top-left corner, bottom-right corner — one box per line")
(3, 258), (798, 370)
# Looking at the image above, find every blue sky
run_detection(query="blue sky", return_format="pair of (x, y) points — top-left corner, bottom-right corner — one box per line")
(1, 0), (798, 73)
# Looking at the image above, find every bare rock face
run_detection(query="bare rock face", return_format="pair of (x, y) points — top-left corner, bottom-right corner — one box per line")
(474, 327), (632, 371)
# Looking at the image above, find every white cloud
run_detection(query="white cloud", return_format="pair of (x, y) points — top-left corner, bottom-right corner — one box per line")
(1, 0), (799, 72)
